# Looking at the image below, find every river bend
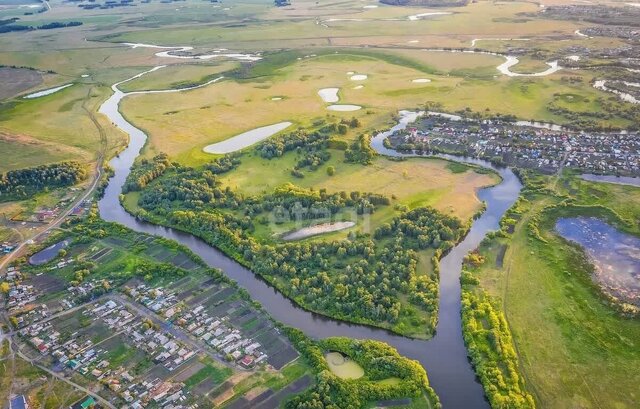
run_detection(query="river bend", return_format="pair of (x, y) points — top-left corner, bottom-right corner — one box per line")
(98, 70), (522, 408)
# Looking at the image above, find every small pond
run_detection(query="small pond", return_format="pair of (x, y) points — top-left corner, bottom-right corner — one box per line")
(281, 221), (355, 241)
(556, 217), (640, 306)
(24, 84), (73, 99)
(203, 122), (292, 154)
(325, 351), (365, 379)
(318, 88), (340, 103)
(29, 239), (71, 265)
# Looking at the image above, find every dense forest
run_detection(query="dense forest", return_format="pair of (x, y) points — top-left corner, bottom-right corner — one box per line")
(284, 331), (441, 409)
(127, 153), (467, 337)
(0, 161), (87, 201)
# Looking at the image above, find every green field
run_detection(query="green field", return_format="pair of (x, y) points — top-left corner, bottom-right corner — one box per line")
(469, 172), (640, 408)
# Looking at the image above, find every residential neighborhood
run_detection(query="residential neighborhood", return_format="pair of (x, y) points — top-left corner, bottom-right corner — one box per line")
(390, 114), (640, 176)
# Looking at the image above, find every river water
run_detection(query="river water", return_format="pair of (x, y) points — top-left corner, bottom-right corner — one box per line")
(97, 71), (522, 407)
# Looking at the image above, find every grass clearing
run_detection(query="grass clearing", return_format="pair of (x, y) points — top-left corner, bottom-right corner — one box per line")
(220, 152), (496, 224)
(119, 62), (239, 92)
(472, 173), (640, 408)
(325, 351), (365, 379)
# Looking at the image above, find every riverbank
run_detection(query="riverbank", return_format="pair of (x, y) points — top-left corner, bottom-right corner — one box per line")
(465, 169), (640, 408)
(96, 67), (521, 406)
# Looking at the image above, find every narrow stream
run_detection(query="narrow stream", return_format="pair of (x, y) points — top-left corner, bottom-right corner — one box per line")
(97, 71), (522, 408)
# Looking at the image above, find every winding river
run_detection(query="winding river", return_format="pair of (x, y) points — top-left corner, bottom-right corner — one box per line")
(97, 69), (522, 408)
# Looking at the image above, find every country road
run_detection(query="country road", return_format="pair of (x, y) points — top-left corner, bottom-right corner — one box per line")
(0, 87), (107, 273)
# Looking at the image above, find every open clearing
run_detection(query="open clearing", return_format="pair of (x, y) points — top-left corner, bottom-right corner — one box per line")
(221, 153), (496, 223)
(474, 175), (640, 408)
(325, 352), (364, 380)
(0, 67), (42, 100)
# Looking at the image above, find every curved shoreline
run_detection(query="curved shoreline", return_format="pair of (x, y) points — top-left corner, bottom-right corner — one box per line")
(122, 42), (262, 62)
(97, 67), (522, 408)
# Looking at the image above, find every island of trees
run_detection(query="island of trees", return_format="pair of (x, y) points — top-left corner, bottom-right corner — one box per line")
(284, 332), (441, 408)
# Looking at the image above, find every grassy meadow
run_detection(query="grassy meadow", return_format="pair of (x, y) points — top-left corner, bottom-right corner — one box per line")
(0, 84), (127, 172)
(471, 172), (640, 408)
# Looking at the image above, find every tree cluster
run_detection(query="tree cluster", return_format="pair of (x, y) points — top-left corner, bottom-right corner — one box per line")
(258, 130), (329, 159)
(123, 153), (173, 193)
(131, 159), (466, 336)
(461, 284), (536, 408)
(0, 161), (87, 201)
(344, 134), (376, 165)
(283, 332), (441, 409)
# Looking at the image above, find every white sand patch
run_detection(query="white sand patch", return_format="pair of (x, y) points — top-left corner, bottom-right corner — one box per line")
(363, 5), (378, 8)
(282, 221), (356, 240)
(203, 122), (293, 154)
(327, 105), (362, 111)
(408, 40), (420, 43)
(318, 88), (340, 103)
(350, 74), (368, 81)
(567, 55), (580, 61)
(412, 78), (431, 83)
(81, 74), (89, 78)
(271, 97), (282, 101)
(24, 84), (73, 99)
(574, 29), (591, 38)
(626, 3), (640, 7)
(408, 12), (451, 21)
(353, 85), (364, 90)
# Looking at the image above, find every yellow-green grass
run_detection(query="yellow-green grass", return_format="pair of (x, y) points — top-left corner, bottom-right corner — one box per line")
(474, 176), (640, 408)
(109, 1), (578, 50)
(118, 62), (239, 92)
(0, 135), (76, 173)
(507, 56), (556, 74)
(325, 351), (365, 379)
(118, 52), (633, 167)
(0, 83), (127, 171)
(119, 53), (461, 163)
(222, 152), (496, 221)
(381, 49), (505, 76)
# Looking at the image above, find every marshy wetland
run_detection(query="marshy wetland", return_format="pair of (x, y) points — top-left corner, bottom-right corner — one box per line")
(556, 217), (640, 307)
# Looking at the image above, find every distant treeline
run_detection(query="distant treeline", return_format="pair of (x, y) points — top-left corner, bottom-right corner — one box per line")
(0, 18), (82, 34)
(0, 161), (87, 201)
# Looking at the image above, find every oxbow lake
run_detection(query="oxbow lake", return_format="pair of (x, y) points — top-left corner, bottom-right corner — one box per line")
(556, 217), (640, 306)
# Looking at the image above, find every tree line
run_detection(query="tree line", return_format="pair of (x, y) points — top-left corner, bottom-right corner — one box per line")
(0, 161), (87, 201)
